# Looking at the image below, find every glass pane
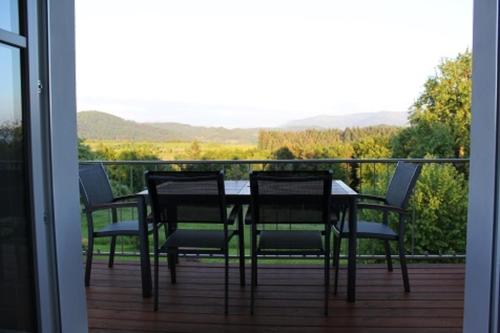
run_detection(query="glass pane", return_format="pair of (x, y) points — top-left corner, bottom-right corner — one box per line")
(0, 0), (19, 33)
(0, 43), (36, 332)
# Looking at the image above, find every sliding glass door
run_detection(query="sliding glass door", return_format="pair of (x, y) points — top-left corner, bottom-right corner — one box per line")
(0, 0), (38, 331)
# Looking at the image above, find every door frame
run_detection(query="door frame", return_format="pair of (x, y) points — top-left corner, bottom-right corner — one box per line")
(38, 0), (89, 331)
(464, 0), (500, 331)
(25, 0), (61, 331)
(24, 0), (500, 331)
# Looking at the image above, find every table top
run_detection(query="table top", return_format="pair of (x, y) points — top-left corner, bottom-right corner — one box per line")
(139, 179), (357, 197)
(224, 179), (357, 196)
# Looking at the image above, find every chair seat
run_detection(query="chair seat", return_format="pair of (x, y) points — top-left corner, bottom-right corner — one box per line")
(94, 220), (153, 237)
(258, 230), (323, 250)
(245, 209), (338, 225)
(336, 220), (398, 240)
(165, 229), (235, 249)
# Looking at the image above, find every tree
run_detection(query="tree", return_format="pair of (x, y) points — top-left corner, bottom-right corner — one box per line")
(272, 147), (296, 160)
(392, 50), (472, 158)
(391, 121), (455, 158)
(107, 150), (161, 193)
(186, 141), (202, 159)
(267, 147), (296, 171)
(78, 138), (100, 160)
(0, 122), (22, 158)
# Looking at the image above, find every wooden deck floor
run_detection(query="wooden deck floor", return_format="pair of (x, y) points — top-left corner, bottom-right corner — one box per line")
(86, 260), (464, 333)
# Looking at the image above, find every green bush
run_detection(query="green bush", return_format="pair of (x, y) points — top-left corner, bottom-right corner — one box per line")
(408, 162), (468, 254)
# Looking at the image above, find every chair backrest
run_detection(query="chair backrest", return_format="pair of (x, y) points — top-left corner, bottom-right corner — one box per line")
(79, 163), (114, 208)
(250, 171), (332, 225)
(145, 171), (227, 225)
(385, 162), (422, 209)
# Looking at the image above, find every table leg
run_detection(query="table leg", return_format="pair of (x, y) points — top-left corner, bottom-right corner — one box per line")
(347, 196), (357, 302)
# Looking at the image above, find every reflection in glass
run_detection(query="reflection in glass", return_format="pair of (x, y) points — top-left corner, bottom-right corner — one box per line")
(0, 0), (19, 33)
(0, 43), (36, 332)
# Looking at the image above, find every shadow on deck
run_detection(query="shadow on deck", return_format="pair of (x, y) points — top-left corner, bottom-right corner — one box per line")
(86, 260), (464, 333)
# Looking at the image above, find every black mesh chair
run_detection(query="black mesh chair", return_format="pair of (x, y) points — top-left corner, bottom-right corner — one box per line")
(332, 162), (422, 293)
(79, 164), (153, 295)
(249, 171), (333, 315)
(146, 170), (244, 314)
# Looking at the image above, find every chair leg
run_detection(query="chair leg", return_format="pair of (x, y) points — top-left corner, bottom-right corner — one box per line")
(398, 240), (410, 292)
(331, 236), (337, 270)
(85, 236), (94, 287)
(333, 235), (342, 295)
(238, 209), (246, 287)
(163, 226), (172, 272)
(225, 247), (229, 315)
(173, 223), (180, 265)
(153, 226), (159, 311)
(238, 234), (245, 286)
(168, 249), (177, 284)
(384, 240), (393, 272)
(324, 232), (331, 316)
(108, 236), (117, 268)
(254, 254), (258, 286)
(250, 249), (256, 315)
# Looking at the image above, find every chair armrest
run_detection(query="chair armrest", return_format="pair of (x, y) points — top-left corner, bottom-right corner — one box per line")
(357, 203), (407, 215)
(357, 194), (387, 203)
(90, 195), (146, 214)
(113, 194), (142, 202)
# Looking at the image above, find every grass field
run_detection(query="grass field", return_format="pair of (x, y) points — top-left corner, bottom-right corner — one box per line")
(85, 140), (266, 161)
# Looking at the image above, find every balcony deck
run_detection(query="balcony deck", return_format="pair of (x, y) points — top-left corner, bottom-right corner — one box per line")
(86, 260), (464, 333)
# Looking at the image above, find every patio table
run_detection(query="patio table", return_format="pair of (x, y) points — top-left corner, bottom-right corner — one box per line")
(138, 179), (359, 302)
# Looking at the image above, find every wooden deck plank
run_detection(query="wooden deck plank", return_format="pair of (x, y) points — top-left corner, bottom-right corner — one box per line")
(86, 261), (464, 333)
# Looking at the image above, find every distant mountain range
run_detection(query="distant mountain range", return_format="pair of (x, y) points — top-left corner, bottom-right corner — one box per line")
(77, 110), (408, 144)
(284, 111), (408, 129)
(77, 111), (260, 144)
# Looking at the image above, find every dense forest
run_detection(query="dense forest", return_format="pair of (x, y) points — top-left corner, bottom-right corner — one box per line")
(79, 51), (471, 257)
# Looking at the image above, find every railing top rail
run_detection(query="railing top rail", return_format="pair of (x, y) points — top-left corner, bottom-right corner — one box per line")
(79, 158), (469, 165)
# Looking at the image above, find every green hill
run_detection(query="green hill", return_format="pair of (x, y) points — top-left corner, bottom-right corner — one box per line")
(77, 110), (407, 144)
(77, 111), (259, 144)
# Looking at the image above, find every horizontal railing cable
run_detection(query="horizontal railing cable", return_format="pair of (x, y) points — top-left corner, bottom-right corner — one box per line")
(80, 158), (469, 165)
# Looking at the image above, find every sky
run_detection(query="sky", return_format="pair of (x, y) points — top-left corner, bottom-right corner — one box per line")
(75, 0), (473, 128)
(0, 44), (22, 126)
(1, 0), (21, 125)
